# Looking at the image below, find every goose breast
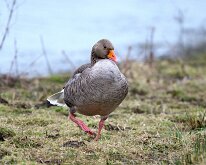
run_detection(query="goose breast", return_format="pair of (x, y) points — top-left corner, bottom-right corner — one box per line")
(64, 59), (128, 116)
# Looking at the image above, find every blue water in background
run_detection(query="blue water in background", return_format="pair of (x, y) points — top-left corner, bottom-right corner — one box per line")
(0, 0), (206, 76)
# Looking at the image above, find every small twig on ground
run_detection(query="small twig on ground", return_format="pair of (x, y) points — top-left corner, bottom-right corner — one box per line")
(40, 36), (53, 75)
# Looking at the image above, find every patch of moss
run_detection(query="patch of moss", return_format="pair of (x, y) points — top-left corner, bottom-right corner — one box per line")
(12, 108), (32, 115)
(54, 107), (68, 116)
(0, 148), (10, 159)
(11, 136), (42, 148)
(175, 133), (206, 164)
(129, 83), (149, 96)
(108, 150), (138, 164)
(13, 117), (54, 126)
(170, 110), (206, 131)
(44, 74), (69, 84)
(0, 127), (16, 140)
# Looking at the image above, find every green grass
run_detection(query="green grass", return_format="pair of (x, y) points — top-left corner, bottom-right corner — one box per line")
(1, 57), (206, 164)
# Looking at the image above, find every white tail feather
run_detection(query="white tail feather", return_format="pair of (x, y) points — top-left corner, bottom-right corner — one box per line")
(47, 89), (66, 107)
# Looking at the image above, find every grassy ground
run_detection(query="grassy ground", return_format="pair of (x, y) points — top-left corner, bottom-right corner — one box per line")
(0, 55), (206, 164)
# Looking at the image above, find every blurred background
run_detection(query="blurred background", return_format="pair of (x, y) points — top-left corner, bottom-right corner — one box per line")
(0, 0), (206, 76)
(1, 1), (206, 163)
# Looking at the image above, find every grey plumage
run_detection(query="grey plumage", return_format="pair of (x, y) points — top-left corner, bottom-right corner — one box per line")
(72, 63), (91, 77)
(64, 59), (128, 116)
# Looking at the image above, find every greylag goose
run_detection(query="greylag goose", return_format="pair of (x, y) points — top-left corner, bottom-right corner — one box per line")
(47, 39), (128, 140)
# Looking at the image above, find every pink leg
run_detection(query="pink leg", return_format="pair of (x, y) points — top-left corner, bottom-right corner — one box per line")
(69, 113), (94, 135)
(94, 117), (108, 141)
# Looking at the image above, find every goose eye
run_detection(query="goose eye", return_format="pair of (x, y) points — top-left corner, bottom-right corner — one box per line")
(103, 46), (107, 49)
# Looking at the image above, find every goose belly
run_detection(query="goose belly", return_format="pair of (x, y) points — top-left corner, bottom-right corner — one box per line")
(75, 76), (128, 116)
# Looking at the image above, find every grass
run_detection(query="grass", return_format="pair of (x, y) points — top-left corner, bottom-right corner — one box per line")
(1, 56), (206, 164)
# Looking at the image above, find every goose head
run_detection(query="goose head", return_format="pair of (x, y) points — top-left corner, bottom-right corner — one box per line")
(91, 39), (117, 65)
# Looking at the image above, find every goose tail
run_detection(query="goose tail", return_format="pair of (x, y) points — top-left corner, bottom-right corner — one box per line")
(47, 89), (66, 107)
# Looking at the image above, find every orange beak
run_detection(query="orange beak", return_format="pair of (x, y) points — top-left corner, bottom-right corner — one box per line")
(107, 50), (117, 62)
